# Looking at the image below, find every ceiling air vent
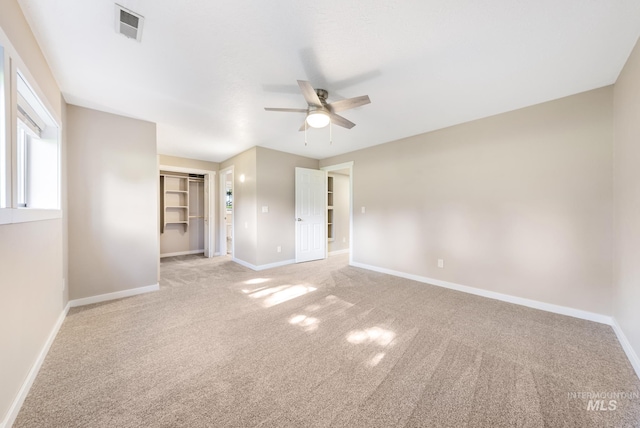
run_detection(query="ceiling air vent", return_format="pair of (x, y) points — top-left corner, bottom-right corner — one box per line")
(115, 4), (144, 42)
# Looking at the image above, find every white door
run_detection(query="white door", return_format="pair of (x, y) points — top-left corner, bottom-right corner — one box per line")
(295, 167), (326, 263)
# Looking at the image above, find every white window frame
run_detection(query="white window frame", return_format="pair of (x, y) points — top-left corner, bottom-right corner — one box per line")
(0, 27), (62, 225)
(16, 122), (28, 207)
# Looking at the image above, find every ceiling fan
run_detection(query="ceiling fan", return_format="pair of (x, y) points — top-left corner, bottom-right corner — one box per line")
(264, 80), (371, 131)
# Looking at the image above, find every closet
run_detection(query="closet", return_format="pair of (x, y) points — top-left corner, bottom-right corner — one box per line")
(160, 171), (205, 257)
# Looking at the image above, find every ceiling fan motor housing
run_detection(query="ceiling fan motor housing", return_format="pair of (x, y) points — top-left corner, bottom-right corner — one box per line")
(315, 89), (328, 104)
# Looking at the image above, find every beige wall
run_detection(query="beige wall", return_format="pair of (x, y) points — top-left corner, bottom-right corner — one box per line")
(328, 173), (350, 253)
(613, 38), (640, 362)
(67, 105), (158, 299)
(0, 1), (66, 423)
(221, 147), (258, 265)
(255, 147), (318, 265)
(321, 87), (613, 315)
(0, 220), (65, 423)
(220, 147), (318, 266)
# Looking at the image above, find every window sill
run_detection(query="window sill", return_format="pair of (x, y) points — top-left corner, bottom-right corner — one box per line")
(0, 208), (62, 225)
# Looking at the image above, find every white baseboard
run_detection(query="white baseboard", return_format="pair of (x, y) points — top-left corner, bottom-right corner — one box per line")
(350, 261), (612, 325)
(329, 249), (350, 256)
(68, 283), (159, 308)
(610, 318), (640, 380)
(160, 250), (204, 258)
(1, 302), (70, 428)
(349, 261), (640, 378)
(232, 258), (295, 271)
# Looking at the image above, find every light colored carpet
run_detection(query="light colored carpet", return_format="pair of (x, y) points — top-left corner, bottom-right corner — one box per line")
(14, 254), (640, 427)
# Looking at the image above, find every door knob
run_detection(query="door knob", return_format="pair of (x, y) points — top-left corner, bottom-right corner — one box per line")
(297, 218), (302, 221)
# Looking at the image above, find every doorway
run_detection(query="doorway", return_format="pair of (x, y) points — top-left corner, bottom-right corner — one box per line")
(321, 162), (353, 262)
(219, 167), (234, 256)
(159, 166), (215, 259)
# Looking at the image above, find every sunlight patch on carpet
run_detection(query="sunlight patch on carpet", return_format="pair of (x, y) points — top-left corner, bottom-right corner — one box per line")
(262, 285), (317, 308)
(289, 314), (319, 332)
(346, 327), (396, 347)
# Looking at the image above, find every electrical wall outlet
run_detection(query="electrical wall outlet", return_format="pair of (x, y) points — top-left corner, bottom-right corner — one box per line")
(361, 206), (366, 214)
(437, 259), (444, 268)
(343, 237), (346, 243)
(277, 246), (281, 253)
(262, 206), (269, 213)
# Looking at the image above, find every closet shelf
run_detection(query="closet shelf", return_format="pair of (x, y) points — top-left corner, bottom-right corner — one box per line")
(160, 173), (190, 233)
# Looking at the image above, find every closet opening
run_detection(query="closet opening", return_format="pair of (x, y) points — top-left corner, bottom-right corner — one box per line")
(159, 167), (215, 258)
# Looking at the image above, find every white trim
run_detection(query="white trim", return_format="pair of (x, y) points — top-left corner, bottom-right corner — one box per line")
(232, 257), (295, 271)
(158, 164), (215, 176)
(0, 207), (62, 225)
(204, 172), (214, 258)
(329, 249), (350, 256)
(611, 318), (640, 380)
(320, 161), (354, 172)
(0, 208), (11, 224)
(1, 302), (70, 428)
(350, 261), (612, 325)
(160, 249), (204, 258)
(68, 283), (159, 308)
(218, 166), (234, 258)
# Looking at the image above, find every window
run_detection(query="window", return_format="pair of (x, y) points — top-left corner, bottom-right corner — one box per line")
(15, 70), (60, 210)
(0, 33), (61, 224)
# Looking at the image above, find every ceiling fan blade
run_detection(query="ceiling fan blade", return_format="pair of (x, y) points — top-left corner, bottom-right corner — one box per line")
(327, 95), (371, 113)
(264, 107), (308, 113)
(297, 80), (322, 107)
(330, 113), (356, 129)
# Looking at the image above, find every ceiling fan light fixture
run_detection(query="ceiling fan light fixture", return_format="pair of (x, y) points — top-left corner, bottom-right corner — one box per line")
(306, 110), (330, 128)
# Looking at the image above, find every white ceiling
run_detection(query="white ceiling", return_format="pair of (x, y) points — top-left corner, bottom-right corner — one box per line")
(17, 0), (640, 162)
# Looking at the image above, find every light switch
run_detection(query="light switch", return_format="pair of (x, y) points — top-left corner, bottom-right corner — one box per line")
(361, 206), (366, 214)
(262, 206), (269, 213)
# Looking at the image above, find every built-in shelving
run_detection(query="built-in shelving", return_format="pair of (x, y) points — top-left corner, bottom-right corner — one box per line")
(160, 173), (190, 233)
(327, 175), (335, 242)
